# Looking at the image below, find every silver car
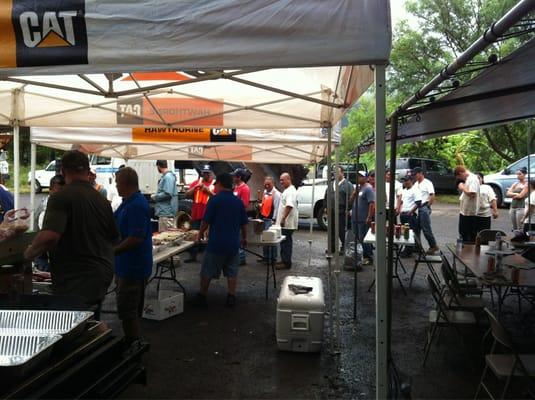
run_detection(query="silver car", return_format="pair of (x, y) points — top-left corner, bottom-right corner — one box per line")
(484, 154), (535, 207)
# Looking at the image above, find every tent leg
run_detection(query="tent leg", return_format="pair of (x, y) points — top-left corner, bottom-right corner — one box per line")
(334, 145), (341, 350)
(374, 64), (388, 400)
(13, 124), (20, 209)
(30, 141), (36, 231)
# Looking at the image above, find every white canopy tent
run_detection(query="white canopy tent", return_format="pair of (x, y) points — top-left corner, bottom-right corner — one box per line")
(30, 127), (334, 164)
(0, 1), (391, 396)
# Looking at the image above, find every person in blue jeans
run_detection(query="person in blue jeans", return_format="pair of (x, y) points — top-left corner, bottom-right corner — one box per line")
(196, 173), (248, 307)
(350, 172), (375, 265)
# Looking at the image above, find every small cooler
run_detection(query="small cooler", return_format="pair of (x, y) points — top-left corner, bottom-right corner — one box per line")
(276, 276), (325, 352)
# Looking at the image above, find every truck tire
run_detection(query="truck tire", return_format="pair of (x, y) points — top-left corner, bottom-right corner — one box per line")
(491, 185), (503, 208)
(315, 202), (328, 231)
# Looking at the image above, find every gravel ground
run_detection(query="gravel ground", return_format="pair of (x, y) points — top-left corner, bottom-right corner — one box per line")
(20, 194), (535, 399)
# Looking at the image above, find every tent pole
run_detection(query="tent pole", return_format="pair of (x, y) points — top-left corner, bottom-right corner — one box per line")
(334, 145), (341, 350)
(325, 126), (334, 353)
(374, 64), (388, 400)
(30, 141), (36, 231)
(353, 148), (360, 320)
(13, 123), (20, 209)
(307, 163), (317, 268)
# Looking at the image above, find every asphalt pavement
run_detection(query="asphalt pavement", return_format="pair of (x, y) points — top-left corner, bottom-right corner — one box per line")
(18, 194), (528, 398)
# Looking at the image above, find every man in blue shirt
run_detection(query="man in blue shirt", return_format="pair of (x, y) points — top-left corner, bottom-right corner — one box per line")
(196, 173), (248, 307)
(0, 182), (14, 223)
(151, 160), (178, 232)
(114, 167), (153, 344)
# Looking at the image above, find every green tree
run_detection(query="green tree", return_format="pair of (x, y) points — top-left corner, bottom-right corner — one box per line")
(341, 0), (534, 170)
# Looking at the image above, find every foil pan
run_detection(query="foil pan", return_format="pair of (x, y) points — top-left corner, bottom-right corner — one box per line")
(0, 334), (61, 376)
(0, 310), (93, 341)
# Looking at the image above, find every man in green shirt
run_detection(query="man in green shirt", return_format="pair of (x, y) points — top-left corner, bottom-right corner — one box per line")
(24, 150), (119, 310)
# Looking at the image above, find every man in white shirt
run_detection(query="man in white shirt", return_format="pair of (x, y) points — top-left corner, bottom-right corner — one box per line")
(386, 169), (402, 223)
(522, 180), (535, 232)
(275, 172), (298, 270)
(398, 175), (421, 256)
(413, 167), (439, 254)
(455, 166), (481, 243)
(476, 172), (498, 231)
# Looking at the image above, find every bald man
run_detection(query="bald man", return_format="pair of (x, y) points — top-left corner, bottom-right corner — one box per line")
(275, 173), (298, 269)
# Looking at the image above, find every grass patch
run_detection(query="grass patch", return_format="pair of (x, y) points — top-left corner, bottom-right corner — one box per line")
(3, 162), (48, 194)
(435, 194), (459, 205)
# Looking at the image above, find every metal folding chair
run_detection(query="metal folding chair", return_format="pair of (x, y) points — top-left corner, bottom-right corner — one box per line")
(475, 308), (535, 400)
(423, 275), (477, 367)
(409, 235), (442, 288)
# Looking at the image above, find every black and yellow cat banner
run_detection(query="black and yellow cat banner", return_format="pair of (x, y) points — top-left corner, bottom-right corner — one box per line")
(0, 0), (391, 74)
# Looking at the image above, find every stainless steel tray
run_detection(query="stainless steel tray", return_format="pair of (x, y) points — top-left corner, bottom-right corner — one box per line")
(0, 334), (61, 377)
(0, 310), (93, 341)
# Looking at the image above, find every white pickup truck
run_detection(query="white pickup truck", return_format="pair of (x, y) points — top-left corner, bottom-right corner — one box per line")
(296, 178), (329, 230)
(297, 163), (363, 230)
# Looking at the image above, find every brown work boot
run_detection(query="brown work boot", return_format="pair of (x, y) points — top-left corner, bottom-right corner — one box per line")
(275, 262), (291, 270)
(426, 246), (439, 255)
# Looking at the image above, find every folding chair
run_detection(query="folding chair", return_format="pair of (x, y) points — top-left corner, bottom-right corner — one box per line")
(441, 253), (482, 297)
(476, 229), (507, 246)
(423, 275), (477, 367)
(474, 308), (535, 400)
(440, 260), (485, 314)
(410, 235), (442, 288)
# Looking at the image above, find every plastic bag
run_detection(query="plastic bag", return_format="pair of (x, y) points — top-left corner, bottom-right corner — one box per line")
(0, 208), (30, 242)
(344, 229), (362, 266)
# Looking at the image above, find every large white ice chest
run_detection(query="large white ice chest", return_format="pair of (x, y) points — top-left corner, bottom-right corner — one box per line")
(276, 276), (325, 352)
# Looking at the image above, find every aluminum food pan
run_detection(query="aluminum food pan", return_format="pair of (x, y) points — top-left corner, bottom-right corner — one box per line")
(0, 334), (61, 377)
(0, 310), (93, 341)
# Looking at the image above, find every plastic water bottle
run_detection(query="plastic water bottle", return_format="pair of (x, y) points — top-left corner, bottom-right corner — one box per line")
(456, 237), (463, 253)
(496, 233), (502, 251)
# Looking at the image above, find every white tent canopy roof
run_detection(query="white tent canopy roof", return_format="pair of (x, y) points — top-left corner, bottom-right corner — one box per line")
(31, 127), (333, 164)
(0, 67), (374, 129)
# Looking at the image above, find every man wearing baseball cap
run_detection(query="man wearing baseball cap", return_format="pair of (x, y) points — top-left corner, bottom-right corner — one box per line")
(195, 173), (248, 307)
(185, 165), (215, 262)
(350, 171), (375, 265)
(413, 167), (439, 254)
(24, 150), (119, 312)
(231, 168), (251, 208)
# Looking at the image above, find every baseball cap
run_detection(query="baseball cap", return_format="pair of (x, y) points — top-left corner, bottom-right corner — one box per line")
(400, 175), (413, 182)
(357, 170), (367, 177)
(231, 168), (248, 179)
(201, 164), (212, 173)
(412, 167), (423, 174)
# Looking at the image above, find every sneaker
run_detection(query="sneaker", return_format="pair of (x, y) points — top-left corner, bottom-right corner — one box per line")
(426, 246), (439, 255)
(226, 294), (236, 308)
(191, 293), (208, 308)
(362, 258), (372, 266)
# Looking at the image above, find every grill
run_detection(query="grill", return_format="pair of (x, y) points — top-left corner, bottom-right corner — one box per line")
(0, 310), (93, 339)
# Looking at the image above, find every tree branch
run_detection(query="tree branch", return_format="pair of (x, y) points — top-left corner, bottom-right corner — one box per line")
(503, 125), (519, 158)
(483, 128), (514, 163)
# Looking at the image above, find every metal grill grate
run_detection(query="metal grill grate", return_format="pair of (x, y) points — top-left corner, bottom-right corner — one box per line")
(0, 310), (93, 335)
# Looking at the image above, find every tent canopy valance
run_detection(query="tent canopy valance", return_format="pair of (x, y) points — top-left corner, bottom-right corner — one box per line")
(30, 127), (333, 164)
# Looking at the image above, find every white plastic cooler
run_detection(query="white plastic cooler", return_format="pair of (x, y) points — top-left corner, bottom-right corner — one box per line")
(276, 276), (325, 352)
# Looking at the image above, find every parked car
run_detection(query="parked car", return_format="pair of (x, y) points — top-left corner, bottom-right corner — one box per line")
(28, 160), (57, 193)
(386, 157), (456, 193)
(297, 162), (363, 230)
(484, 154), (535, 207)
(0, 150), (9, 179)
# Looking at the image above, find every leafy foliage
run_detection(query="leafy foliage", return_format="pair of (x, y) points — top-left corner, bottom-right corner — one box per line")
(341, 0), (535, 173)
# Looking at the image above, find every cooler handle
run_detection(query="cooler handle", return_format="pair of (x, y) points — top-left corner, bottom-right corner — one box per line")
(291, 313), (309, 331)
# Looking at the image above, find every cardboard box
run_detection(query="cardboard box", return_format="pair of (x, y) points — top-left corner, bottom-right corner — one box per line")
(142, 290), (184, 321)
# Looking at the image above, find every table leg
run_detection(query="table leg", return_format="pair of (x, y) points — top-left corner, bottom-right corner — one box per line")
(265, 258), (269, 300)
